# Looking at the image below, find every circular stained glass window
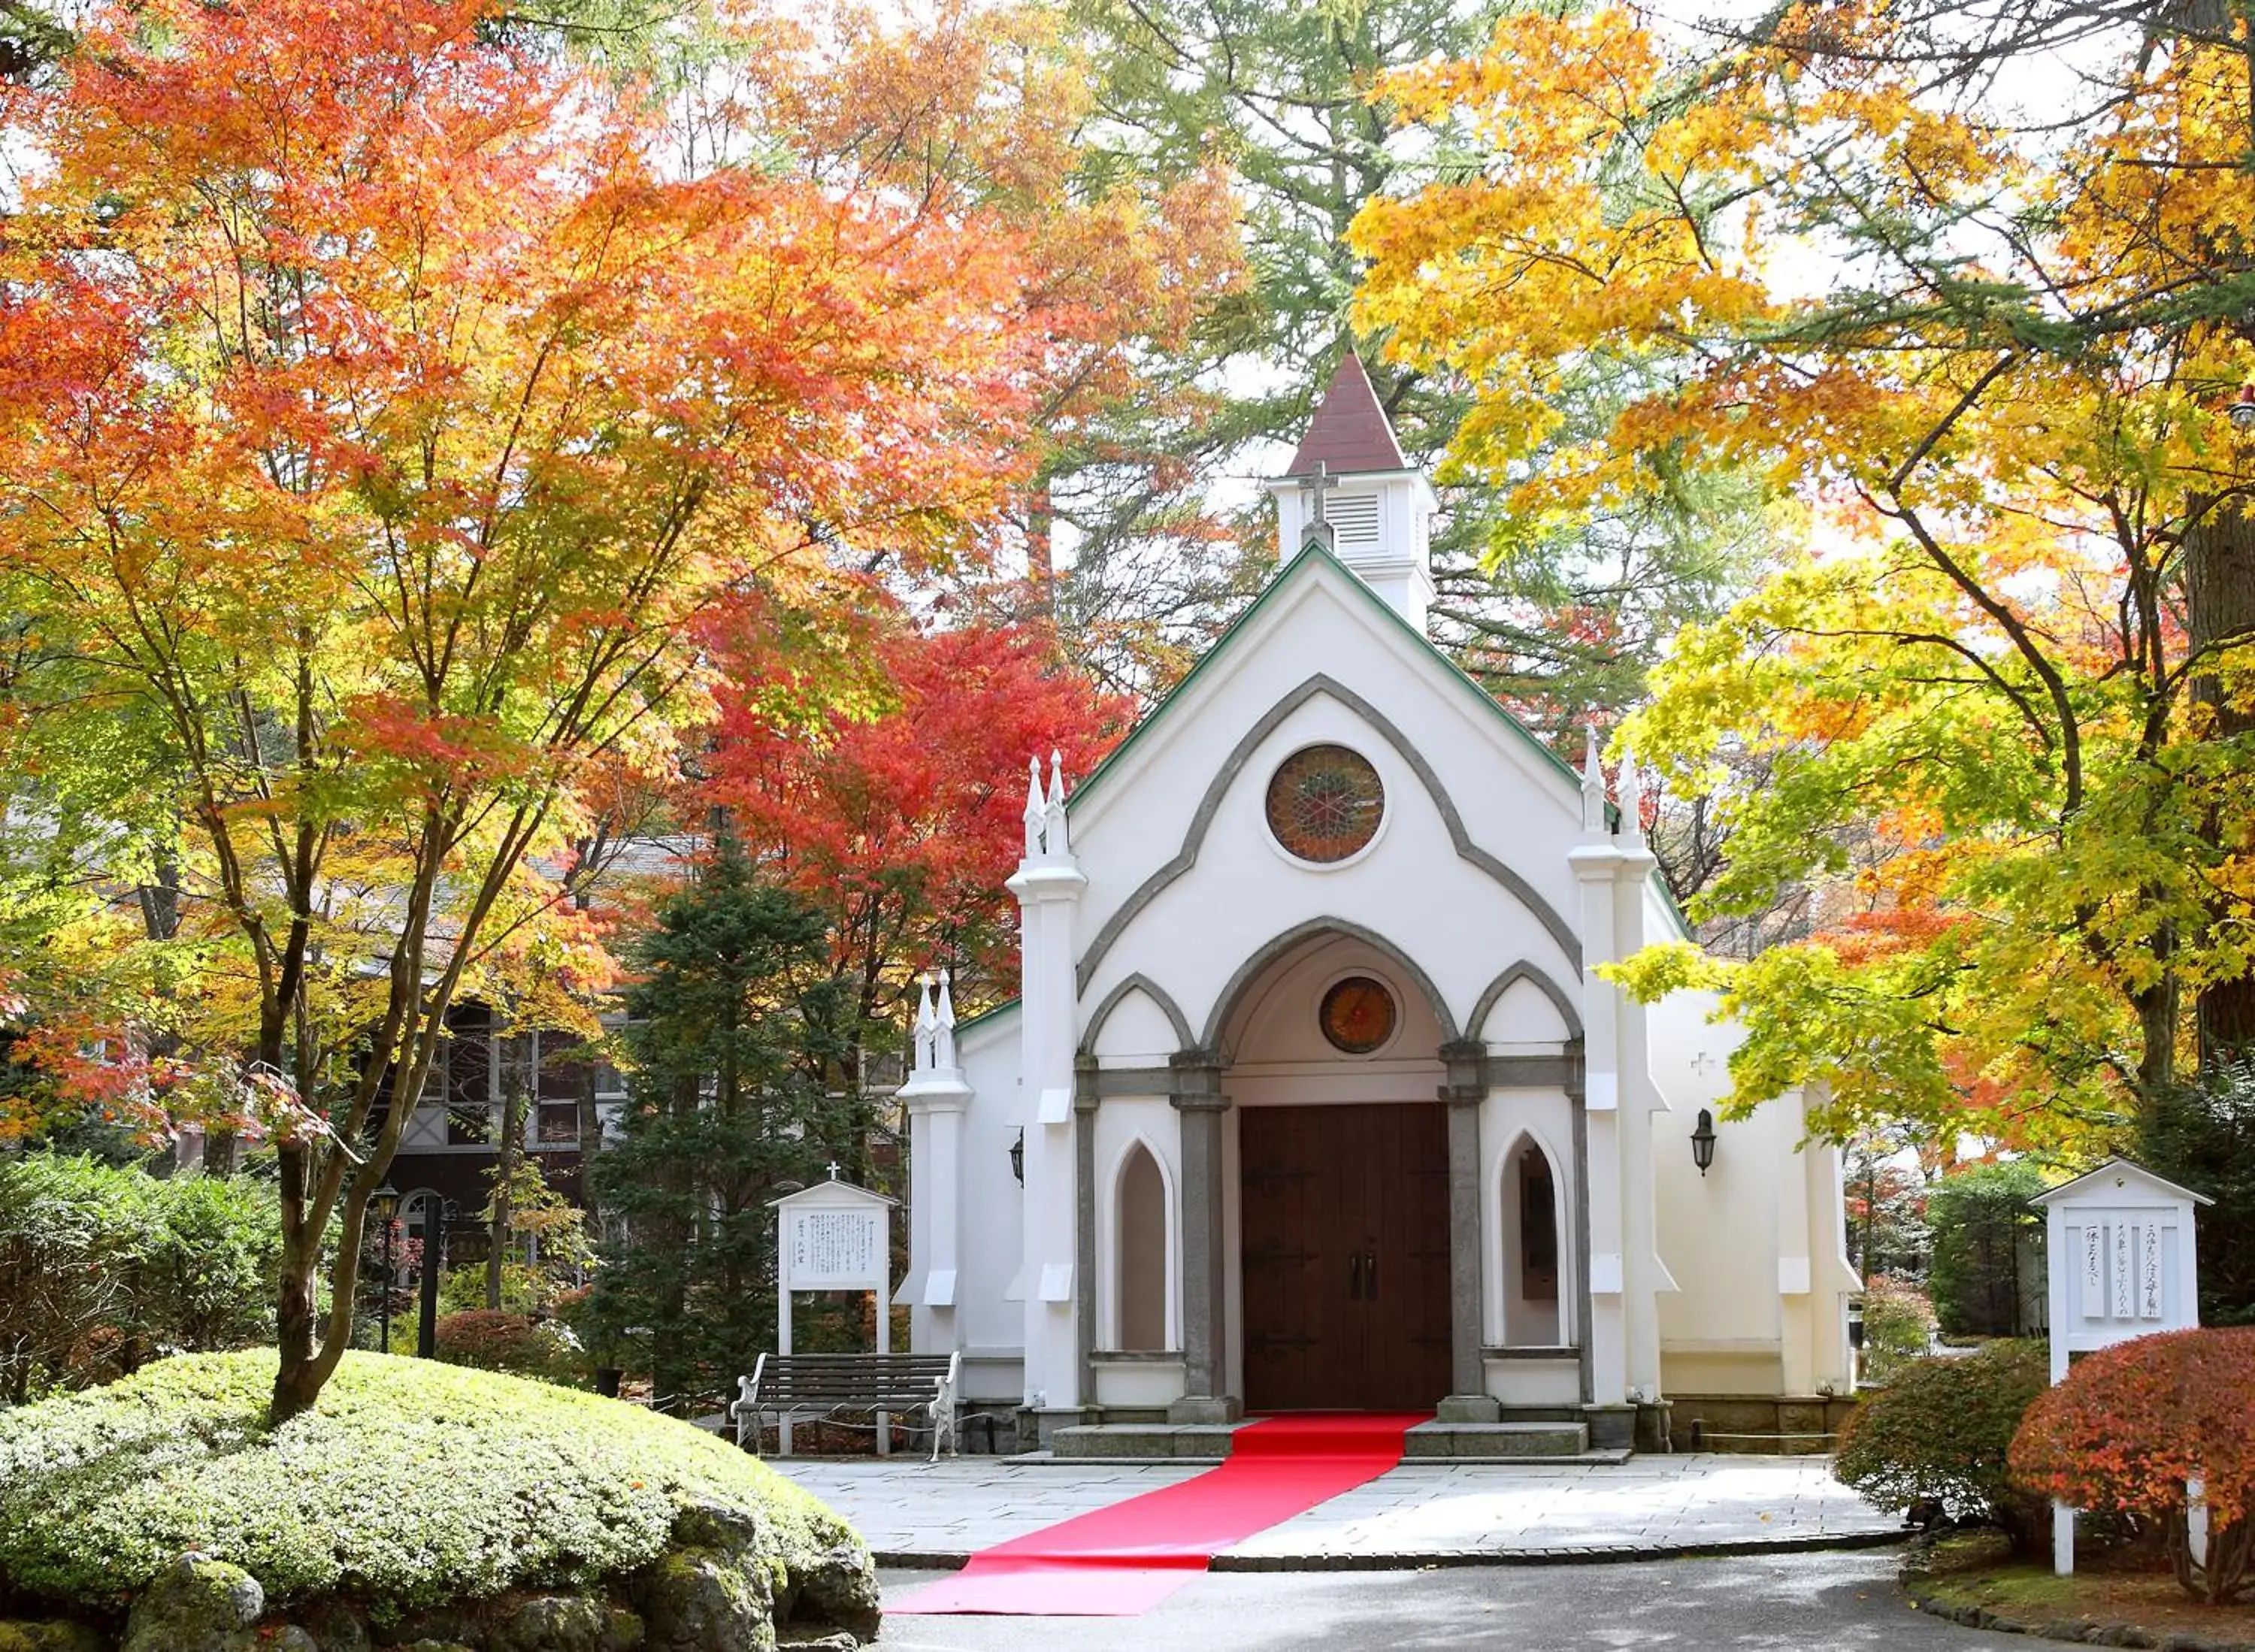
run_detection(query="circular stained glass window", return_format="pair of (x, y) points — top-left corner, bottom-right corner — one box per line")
(1321, 976), (1397, 1054)
(1264, 743), (1384, 863)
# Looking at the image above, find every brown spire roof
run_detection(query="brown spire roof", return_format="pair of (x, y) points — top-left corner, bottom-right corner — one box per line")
(1285, 351), (1409, 476)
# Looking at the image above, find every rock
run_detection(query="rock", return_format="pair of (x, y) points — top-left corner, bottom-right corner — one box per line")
(121, 1554), (265, 1652)
(0, 1622), (109, 1652)
(267, 1629), (321, 1652)
(299, 1602), (373, 1652)
(671, 1503), (767, 1561)
(486, 1596), (642, 1652)
(637, 1548), (771, 1652)
(374, 1608), (480, 1648)
(784, 1544), (879, 1644)
(775, 1634), (859, 1651)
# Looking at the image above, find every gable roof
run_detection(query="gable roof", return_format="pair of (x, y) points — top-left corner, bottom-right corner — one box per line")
(2030, 1156), (2213, 1208)
(1071, 540), (1585, 816)
(1287, 352), (1408, 476)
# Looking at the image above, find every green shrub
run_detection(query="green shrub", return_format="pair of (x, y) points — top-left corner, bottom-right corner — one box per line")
(0, 1349), (855, 1614)
(434, 1309), (589, 1387)
(1835, 1339), (2050, 1551)
(1860, 1272), (1936, 1384)
(1927, 1161), (2046, 1337)
(0, 1154), (281, 1403)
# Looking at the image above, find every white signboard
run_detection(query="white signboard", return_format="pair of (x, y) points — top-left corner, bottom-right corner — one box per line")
(766, 1173), (899, 1454)
(2032, 1158), (2210, 1578)
(784, 1206), (885, 1290)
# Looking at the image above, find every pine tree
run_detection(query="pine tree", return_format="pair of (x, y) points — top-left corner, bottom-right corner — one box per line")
(587, 853), (855, 1413)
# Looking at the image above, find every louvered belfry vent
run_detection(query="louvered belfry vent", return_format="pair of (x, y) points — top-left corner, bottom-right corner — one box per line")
(1326, 492), (1380, 549)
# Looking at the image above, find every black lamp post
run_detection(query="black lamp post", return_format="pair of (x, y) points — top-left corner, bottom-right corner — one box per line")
(2230, 385), (2255, 433)
(416, 1197), (451, 1360)
(1009, 1128), (1025, 1186)
(371, 1183), (399, 1352)
(1690, 1109), (1718, 1177)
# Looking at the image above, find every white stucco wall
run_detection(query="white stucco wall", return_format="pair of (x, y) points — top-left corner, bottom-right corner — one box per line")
(1648, 985), (1857, 1396)
(949, 1006), (1029, 1403)
(1067, 560), (1588, 1051)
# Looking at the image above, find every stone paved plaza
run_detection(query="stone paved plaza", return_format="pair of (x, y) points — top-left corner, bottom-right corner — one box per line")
(773, 1454), (1901, 1566)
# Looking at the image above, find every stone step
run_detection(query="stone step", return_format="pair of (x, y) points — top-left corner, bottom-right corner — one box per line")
(1402, 1420), (1591, 1460)
(1045, 1416), (1609, 1464)
(1047, 1423), (1244, 1461)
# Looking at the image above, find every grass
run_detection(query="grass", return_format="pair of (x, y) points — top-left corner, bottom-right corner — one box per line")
(1919, 1529), (2255, 1642)
(0, 1350), (858, 1617)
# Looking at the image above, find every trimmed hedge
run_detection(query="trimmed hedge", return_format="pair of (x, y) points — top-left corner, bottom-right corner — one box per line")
(0, 1350), (855, 1616)
(0, 1154), (281, 1402)
(1835, 1339), (2049, 1550)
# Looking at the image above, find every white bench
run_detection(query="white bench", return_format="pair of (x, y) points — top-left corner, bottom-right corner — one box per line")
(730, 1351), (961, 1463)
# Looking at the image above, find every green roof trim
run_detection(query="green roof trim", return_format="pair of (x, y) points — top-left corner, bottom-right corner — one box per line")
(1649, 866), (1693, 943)
(952, 997), (1020, 1038)
(1070, 540), (1587, 815)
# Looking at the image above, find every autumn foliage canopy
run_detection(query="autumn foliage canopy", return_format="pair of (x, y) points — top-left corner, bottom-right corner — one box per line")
(0, 0), (1179, 1416)
(1358, 2), (2255, 1143)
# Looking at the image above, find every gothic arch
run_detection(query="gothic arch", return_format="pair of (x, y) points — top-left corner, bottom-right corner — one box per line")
(1079, 971), (1195, 1055)
(1200, 915), (1459, 1054)
(1470, 960), (1585, 1043)
(1109, 1136), (1173, 1351)
(1074, 673), (1582, 994)
(1495, 1129), (1572, 1347)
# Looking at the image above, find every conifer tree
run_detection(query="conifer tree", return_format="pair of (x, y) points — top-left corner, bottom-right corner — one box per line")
(587, 853), (855, 1412)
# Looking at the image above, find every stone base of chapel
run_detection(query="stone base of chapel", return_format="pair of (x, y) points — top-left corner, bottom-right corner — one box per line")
(1668, 1393), (1857, 1455)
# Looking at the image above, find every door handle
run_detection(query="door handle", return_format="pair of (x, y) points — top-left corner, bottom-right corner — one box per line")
(1348, 1250), (1364, 1300)
(1364, 1247), (1378, 1300)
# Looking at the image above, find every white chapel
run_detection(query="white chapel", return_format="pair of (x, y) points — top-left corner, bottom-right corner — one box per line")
(897, 355), (1858, 1453)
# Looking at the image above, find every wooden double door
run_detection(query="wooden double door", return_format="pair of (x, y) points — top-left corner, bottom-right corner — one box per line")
(1239, 1102), (1452, 1411)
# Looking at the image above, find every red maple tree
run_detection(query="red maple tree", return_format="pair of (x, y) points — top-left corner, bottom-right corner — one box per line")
(709, 617), (1132, 1061)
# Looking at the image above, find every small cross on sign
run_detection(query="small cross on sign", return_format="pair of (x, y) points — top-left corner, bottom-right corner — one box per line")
(1690, 1051), (1715, 1076)
(825, 1160), (840, 1182)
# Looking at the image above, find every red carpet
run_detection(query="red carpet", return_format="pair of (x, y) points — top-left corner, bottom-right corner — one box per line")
(890, 1412), (1424, 1617)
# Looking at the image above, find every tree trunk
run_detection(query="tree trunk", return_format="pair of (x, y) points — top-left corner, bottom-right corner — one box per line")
(271, 1138), (323, 1420)
(2184, 502), (2255, 1067)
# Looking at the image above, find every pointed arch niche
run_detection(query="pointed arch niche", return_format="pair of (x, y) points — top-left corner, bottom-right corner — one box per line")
(1498, 1133), (1567, 1346)
(1111, 1139), (1174, 1351)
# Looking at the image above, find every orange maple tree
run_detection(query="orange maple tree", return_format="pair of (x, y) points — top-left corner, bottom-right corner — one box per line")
(1351, 2), (2255, 1147)
(0, 0), (1123, 1416)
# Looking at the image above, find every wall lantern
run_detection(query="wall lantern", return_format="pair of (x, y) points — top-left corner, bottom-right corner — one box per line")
(1009, 1127), (1025, 1187)
(2230, 385), (2255, 433)
(1690, 1109), (1718, 1177)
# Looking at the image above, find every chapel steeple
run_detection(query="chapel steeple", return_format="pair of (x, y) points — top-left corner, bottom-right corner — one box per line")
(1264, 350), (1439, 634)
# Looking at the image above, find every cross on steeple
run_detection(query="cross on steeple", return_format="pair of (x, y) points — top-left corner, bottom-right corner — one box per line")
(1296, 460), (1340, 551)
(825, 1160), (840, 1182)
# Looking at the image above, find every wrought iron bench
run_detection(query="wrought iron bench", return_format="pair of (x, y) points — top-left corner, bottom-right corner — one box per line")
(730, 1351), (960, 1463)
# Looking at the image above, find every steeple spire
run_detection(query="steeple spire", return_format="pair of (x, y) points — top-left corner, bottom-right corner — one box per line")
(1264, 344), (1439, 634)
(1287, 351), (1409, 477)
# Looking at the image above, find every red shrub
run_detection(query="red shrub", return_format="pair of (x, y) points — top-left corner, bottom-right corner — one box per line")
(2010, 1327), (2255, 1602)
(433, 1310), (589, 1389)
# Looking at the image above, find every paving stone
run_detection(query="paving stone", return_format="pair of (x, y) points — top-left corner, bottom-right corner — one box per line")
(774, 1452), (1899, 1566)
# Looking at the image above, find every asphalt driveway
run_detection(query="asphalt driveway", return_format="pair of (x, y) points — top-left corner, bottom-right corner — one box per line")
(869, 1548), (2019, 1650)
